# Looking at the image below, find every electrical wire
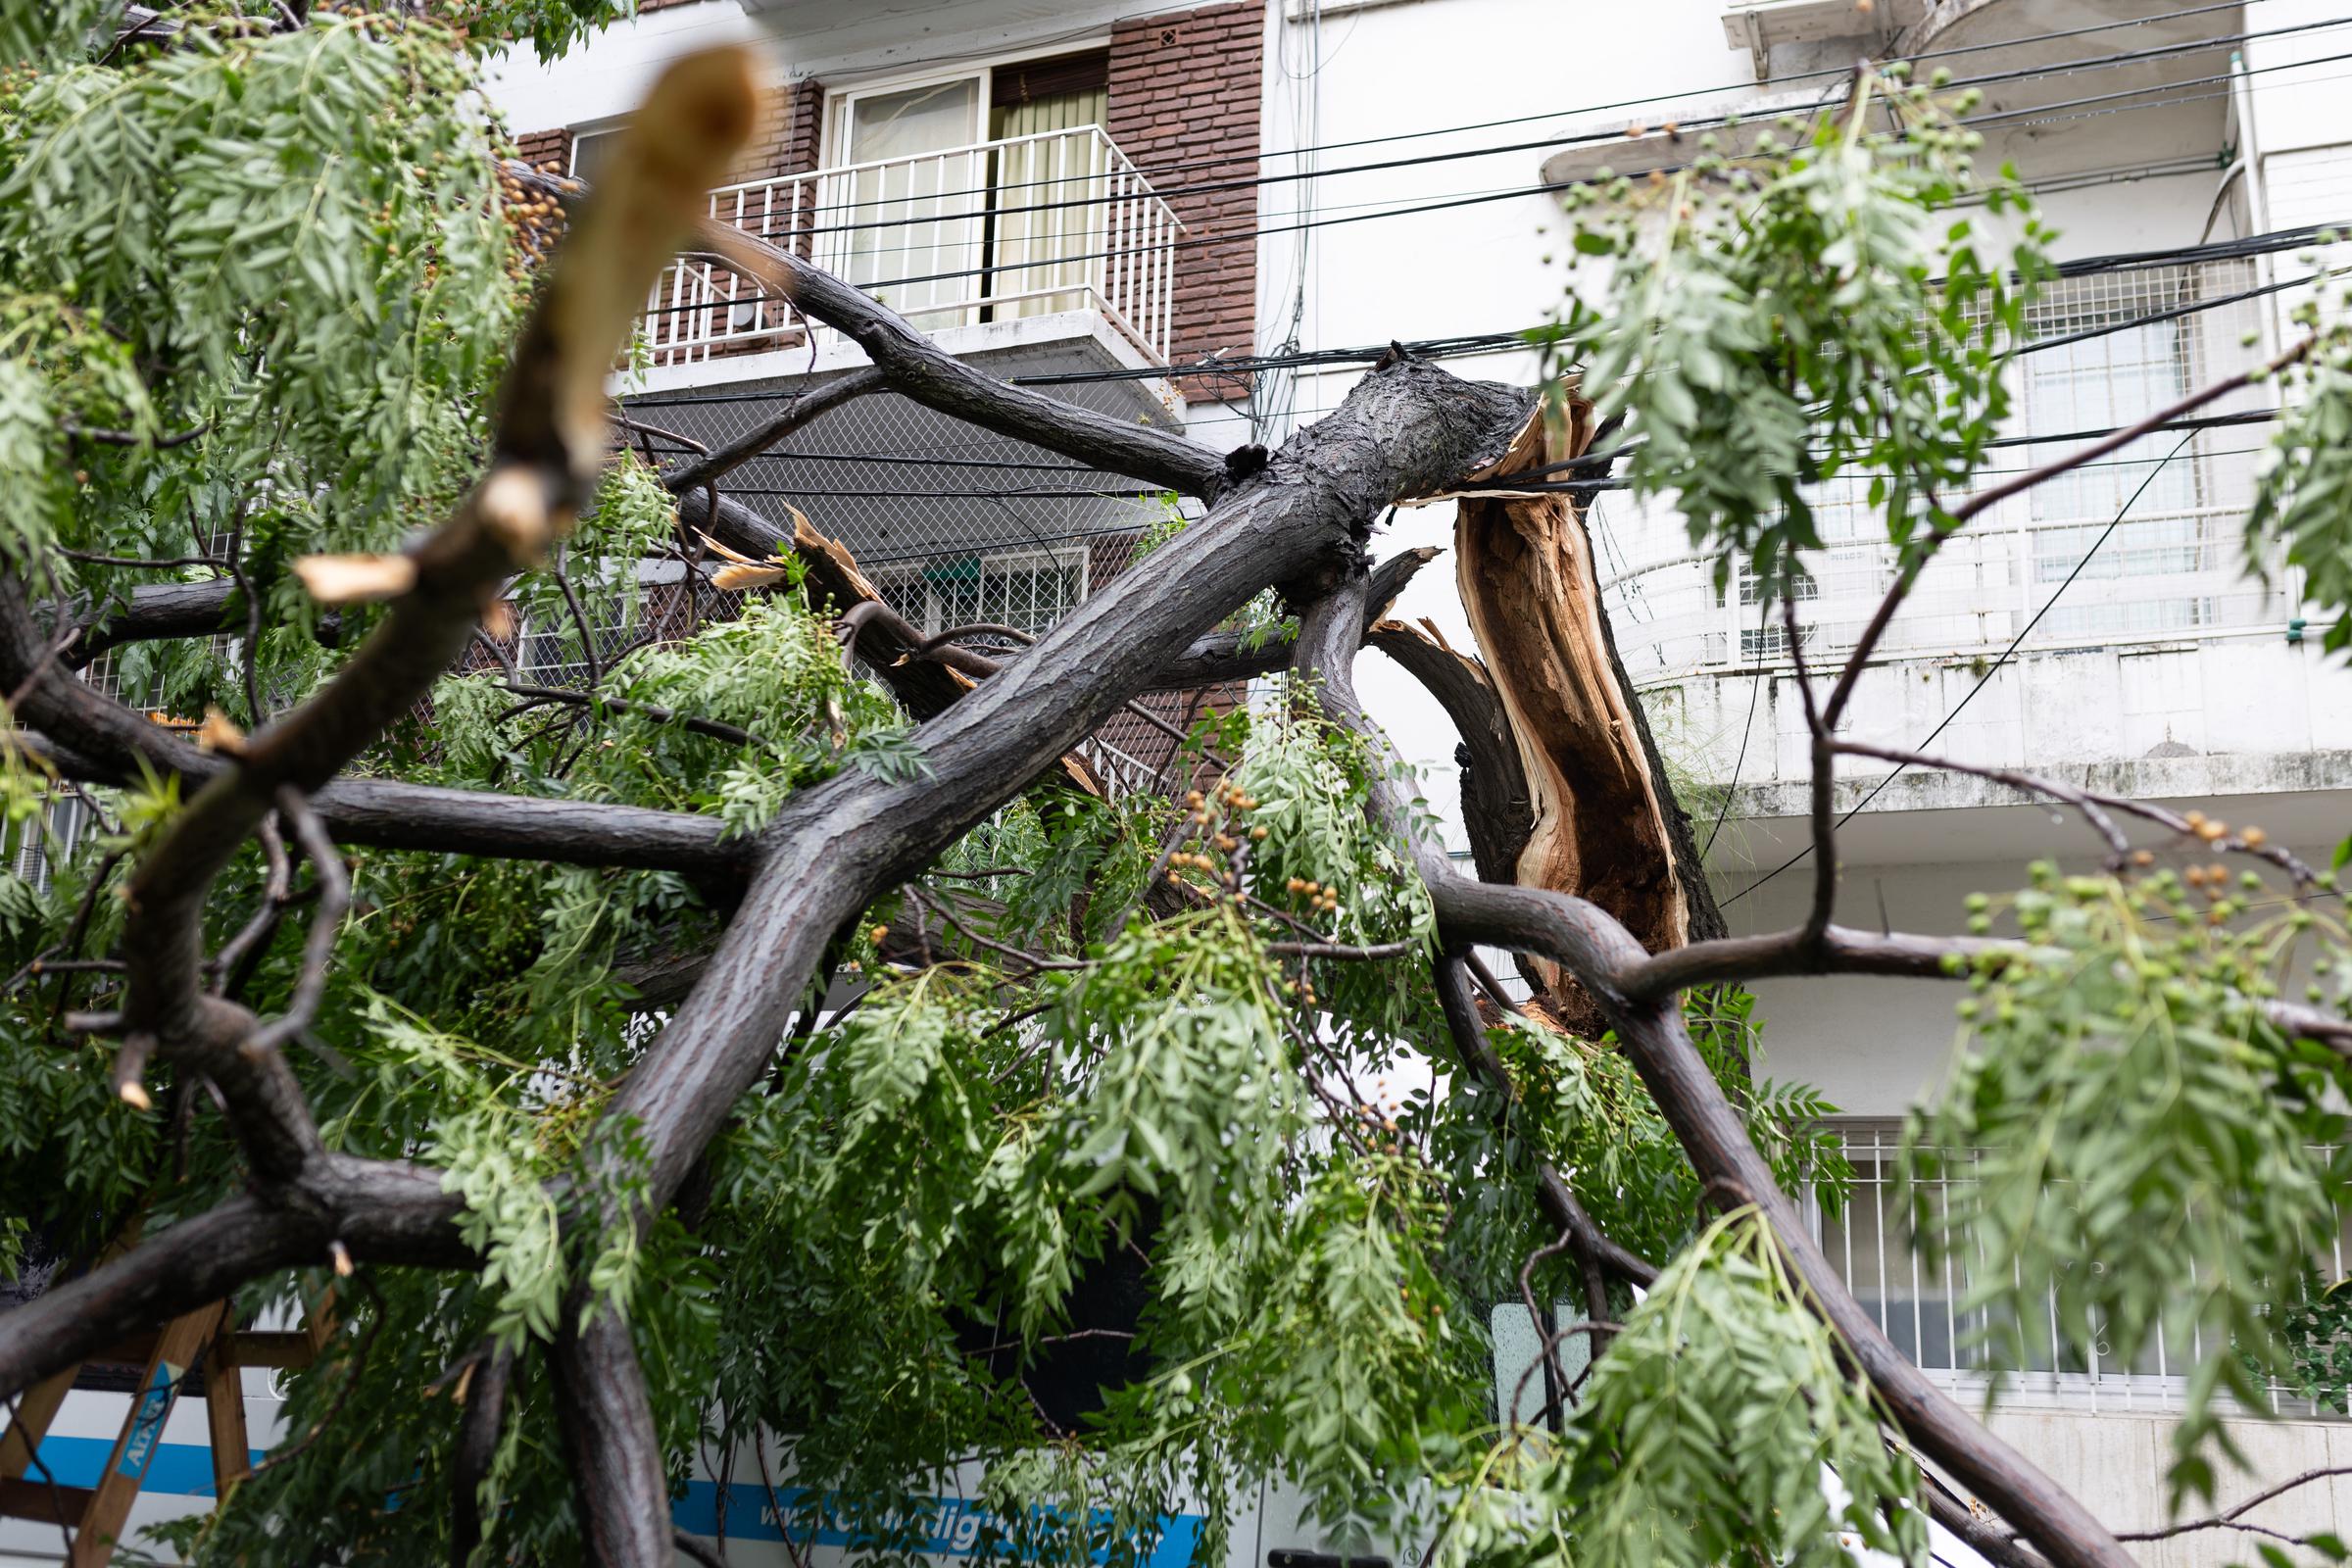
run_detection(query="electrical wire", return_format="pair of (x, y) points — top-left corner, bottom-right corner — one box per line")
(1012, 245), (2332, 389)
(772, 13), (2352, 247)
(715, 485), (1168, 502)
(1703, 656), (1767, 861)
(641, 56), (2352, 327)
(1718, 429), (2204, 908)
(748, 0), (2314, 224)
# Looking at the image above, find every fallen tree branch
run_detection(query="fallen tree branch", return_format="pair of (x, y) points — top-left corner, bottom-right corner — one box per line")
(658, 366), (886, 495)
(1364, 617), (1532, 887)
(599, 355), (1534, 1224)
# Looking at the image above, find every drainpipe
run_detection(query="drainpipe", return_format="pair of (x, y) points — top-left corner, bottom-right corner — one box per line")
(2230, 49), (2282, 350)
(2229, 45), (2307, 634)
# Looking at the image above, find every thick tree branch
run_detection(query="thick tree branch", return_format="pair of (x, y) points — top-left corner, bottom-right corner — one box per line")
(659, 365), (885, 495)
(552, 1311), (670, 1568)
(605, 356), (1533, 1215)
(1366, 618), (1533, 887)
(448, 1342), (515, 1568)
(1142, 544), (1443, 690)
(0, 1155), (470, 1400)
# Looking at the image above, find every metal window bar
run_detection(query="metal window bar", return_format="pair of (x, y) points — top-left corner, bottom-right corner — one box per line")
(641, 125), (1183, 368)
(1820, 1121), (2351, 1417)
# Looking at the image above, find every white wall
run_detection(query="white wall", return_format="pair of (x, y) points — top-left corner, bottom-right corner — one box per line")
(481, 1), (775, 133)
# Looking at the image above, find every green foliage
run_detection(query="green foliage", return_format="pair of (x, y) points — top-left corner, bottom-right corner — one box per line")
(1906, 863), (2352, 1505)
(1426, 986), (1848, 1281)
(2268, 1262), (2352, 1416)
(1441, 1212), (1922, 1568)
(2248, 261), (2352, 653)
(1, 11), (521, 564)
(1544, 67), (2050, 594)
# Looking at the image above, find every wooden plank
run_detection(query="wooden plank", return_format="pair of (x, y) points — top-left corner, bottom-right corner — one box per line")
(4, 1222), (144, 1483)
(0, 1475), (94, 1522)
(66, 1300), (227, 1568)
(203, 1313), (250, 1494)
(0, 1363), (76, 1482)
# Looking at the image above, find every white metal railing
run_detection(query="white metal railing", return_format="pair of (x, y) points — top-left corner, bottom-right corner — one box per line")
(1599, 256), (2291, 686)
(1822, 1123), (2350, 1418)
(641, 124), (1182, 368)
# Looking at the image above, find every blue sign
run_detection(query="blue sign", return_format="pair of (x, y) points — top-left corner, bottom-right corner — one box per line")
(672, 1482), (1207, 1568)
(114, 1359), (183, 1481)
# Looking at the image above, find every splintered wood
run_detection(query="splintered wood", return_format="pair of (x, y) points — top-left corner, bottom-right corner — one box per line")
(1449, 389), (1719, 1003)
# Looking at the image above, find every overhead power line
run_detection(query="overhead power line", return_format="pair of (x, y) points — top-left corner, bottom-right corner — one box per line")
(748, 0), (2309, 227)
(635, 55), (2352, 329)
(718, 12), (2352, 262)
(1008, 223), (2344, 388)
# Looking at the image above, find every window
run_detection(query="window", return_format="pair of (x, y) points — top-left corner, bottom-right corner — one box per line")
(873, 548), (1087, 645)
(985, 52), (1110, 321)
(568, 126), (623, 190)
(828, 76), (986, 322)
(819, 50), (1116, 328)
(514, 598), (638, 689)
(1734, 562), (1816, 608)
(1820, 1123), (2352, 1411)
(2019, 277), (2203, 549)
(1739, 620), (1811, 662)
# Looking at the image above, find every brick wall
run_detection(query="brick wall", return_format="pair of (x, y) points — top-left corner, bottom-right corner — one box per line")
(1106, 0), (1264, 402)
(729, 76), (826, 231)
(515, 125), (570, 176)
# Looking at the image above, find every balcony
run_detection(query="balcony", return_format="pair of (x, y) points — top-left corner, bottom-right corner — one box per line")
(638, 123), (1183, 374)
(1603, 255), (2286, 689)
(1598, 252), (2352, 823)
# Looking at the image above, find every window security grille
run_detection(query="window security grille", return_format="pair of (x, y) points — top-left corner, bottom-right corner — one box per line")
(1821, 1122), (2351, 1417)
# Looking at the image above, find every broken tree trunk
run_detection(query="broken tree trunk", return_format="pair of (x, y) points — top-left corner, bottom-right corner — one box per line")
(1440, 387), (1726, 1013)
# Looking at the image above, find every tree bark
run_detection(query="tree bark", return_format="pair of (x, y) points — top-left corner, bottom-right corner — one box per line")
(551, 1313), (671, 1568)
(1364, 617), (1533, 887)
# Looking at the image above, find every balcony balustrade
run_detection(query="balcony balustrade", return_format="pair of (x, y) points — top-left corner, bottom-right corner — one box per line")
(639, 123), (1182, 369)
(1600, 256), (2293, 685)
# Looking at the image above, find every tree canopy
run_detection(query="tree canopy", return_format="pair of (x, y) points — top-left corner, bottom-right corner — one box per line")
(5, 9), (2352, 1568)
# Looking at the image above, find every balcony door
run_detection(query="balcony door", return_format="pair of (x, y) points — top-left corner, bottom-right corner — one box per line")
(984, 52), (1110, 322)
(828, 75), (985, 327)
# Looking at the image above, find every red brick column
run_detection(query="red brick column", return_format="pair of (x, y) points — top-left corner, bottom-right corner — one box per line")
(1107, 0), (1265, 401)
(516, 125), (571, 177)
